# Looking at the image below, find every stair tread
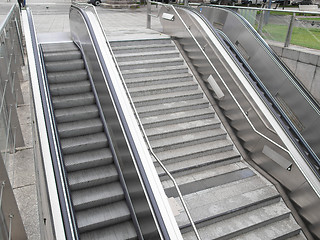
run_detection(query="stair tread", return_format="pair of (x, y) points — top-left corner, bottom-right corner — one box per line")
(76, 200), (131, 232)
(175, 181), (280, 227)
(125, 72), (193, 85)
(182, 200), (291, 239)
(72, 182), (124, 210)
(145, 118), (221, 139)
(121, 64), (188, 75)
(229, 215), (304, 240)
(156, 139), (233, 162)
(115, 49), (178, 58)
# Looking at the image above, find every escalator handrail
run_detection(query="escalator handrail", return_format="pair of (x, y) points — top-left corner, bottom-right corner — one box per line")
(192, 5), (320, 173)
(70, 4), (171, 239)
(24, 8), (76, 240)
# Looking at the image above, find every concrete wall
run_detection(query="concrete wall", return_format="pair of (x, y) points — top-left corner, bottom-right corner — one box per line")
(269, 43), (320, 104)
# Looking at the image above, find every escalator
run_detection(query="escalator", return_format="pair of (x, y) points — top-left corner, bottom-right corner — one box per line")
(41, 41), (139, 239)
(22, 4), (181, 240)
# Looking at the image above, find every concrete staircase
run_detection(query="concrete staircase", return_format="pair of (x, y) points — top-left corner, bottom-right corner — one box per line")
(110, 38), (307, 239)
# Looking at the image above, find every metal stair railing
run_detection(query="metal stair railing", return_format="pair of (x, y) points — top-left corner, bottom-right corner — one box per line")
(73, 2), (201, 239)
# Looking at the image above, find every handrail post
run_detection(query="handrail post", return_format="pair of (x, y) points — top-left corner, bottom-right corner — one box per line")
(147, 0), (151, 29)
(284, 13), (295, 47)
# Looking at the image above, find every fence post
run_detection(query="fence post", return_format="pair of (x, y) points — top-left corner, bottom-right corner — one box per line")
(284, 13), (295, 47)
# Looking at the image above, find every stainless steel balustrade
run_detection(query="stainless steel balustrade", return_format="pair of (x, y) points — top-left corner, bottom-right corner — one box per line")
(155, 4), (320, 238)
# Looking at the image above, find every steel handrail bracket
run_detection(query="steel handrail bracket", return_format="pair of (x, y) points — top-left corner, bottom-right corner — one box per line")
(164, 5), (320, 197)
(71, 3), (183, 239)
(21, 9), (70, 240)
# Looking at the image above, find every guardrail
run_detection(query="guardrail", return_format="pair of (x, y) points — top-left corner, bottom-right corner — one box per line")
(0, 4), (27, 240)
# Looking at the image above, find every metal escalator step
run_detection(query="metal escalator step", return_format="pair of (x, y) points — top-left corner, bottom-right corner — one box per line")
(45, 59), (84, 72)
(64, 148), (113, 172)
(50, 80), (91, 96)
(52, 92), (95, 109)
(58, 118), (103, 138)
(76, 200), (132, 233)
(55, 105), (99, 123)
(47, 70), (88, 83)
(61, 132), (108, 154)
(80, 221), (138, 240)
(146, 118), (221, 140)
(43, 50), (82, 62)
(137, 98), (209, 118)
(41, 42), (79, 53)
(68, 164), (118, 191)
(132, 89), (203, 107)
(141, 108), (215, 129)
(72, 182), (124, 211)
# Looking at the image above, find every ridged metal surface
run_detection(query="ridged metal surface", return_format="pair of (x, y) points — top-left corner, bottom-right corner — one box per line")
(42, 42), (138, 240)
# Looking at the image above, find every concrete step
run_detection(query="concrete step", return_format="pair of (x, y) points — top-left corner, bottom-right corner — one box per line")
(145, 118), (221, 141)
(141, 108), (215, 129)
(52, 92), (95, 109)
(110, 38), (172, 47)
(76, 200), (131, 233)
(118, 57), (184, 71)
(68, 164), (118, 191)
(49, 80), (91, 96)
(156, 139), (234, 164)
(55, 105), (99, 123)
(61, 132), (108, 154)
(125, 72), (193, 88)
(182, 200), (292, 240)
(156, 149), (240, 178)
(72, 182), (124, 211)
(64, 148), (113, 172)
(132, 89), (203, 107)
(121, 65), (189, 79)
(114, 50), (180, 62)
(151, 128), (226, 152)
(58, 118), (103, 138)
(163, 162), (255, 198)
(229, 215), (304, 240)
(137, 98), (209, 118)
(129, 81), (199, 97)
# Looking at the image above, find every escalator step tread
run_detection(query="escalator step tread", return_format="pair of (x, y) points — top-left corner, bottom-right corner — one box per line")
(55, 104), (99, 123)
(58, 118), (103, 138)
(47, 70), (88, 83)
(76, 200), (132, 233)
(52, 92), (95, 109)
(41, 42), (79, 53)
(68, 164), (118, 191)
(61, 132), (108, 154)
(44, 50), (82, 62)
(50, 80), (91, 96)
(64, 148), (113, 172)
(72, 181), (124, 211)
(45, 59), (84, 73)
(80, 220), (138, 240)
